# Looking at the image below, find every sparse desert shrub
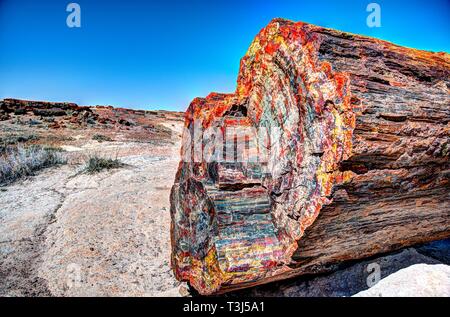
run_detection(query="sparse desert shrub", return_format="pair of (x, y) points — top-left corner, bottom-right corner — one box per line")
(42, 117), (55, 123)
(0, 134), (39, 145)
(118, 118), (135, 126)
(0, 112), (10, 121)
(28, 119), (42, 126)
(14, 108), (27, 115)
(45, 135), (75, 142)
(0, 145), (67, 185)
(92, 134), (113, 142)
(83, 155), (124, 174)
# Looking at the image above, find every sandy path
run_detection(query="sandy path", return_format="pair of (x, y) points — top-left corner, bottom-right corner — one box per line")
(0, 123), (183, 296)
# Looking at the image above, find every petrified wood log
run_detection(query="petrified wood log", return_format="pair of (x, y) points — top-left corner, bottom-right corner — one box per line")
(170, 18), (450, 295)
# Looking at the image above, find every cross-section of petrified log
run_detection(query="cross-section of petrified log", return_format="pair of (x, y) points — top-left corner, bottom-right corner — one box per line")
(170, 18), (450, 295)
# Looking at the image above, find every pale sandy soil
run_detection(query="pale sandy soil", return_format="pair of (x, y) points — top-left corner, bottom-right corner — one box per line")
(0, 121), (185, 296)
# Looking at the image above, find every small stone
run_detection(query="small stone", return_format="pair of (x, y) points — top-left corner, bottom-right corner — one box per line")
(178, 283), (191, 297)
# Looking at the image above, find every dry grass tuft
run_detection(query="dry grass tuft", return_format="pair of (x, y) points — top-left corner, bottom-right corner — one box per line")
(92, 134), (113, 142)
(0, 145), (66, 185)
(83, 155), (124, 174)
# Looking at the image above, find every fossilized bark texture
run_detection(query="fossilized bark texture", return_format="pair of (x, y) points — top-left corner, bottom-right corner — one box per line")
(170, 19), (450, 294)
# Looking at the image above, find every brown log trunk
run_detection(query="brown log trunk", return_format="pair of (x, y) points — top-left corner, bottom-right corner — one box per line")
(289, 26), (450, 275)
(170, 19), (450, 295)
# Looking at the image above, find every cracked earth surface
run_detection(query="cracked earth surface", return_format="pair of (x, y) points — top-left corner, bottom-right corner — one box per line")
(0, 122), (184, 296)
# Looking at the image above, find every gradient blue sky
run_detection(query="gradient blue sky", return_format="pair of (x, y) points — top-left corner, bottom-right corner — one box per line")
(1, 0), (449, 110)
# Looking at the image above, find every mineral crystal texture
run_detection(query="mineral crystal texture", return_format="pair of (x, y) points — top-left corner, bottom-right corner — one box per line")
(170, 19), (450, 294)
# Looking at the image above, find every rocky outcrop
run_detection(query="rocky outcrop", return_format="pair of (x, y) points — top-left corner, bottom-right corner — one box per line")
(0, 98), (183, 136)
(170, 19), (450, 294)
(1, 98), (79, 113)
(1, 98), (98, 127)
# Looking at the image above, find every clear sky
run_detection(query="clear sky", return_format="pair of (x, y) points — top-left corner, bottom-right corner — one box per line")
(1, 0), (449, 111)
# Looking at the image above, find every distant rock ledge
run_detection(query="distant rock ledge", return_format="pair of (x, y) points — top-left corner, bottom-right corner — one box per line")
(0, 98), (183, 132)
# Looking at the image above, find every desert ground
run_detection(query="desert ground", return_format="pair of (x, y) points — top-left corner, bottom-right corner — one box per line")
(0, 99), (186, 296)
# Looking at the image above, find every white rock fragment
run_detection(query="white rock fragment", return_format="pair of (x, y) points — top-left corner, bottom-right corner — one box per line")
(353, 264), (450, 297)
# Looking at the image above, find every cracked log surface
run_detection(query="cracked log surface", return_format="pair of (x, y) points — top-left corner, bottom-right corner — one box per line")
(170, 18), (450, 295)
